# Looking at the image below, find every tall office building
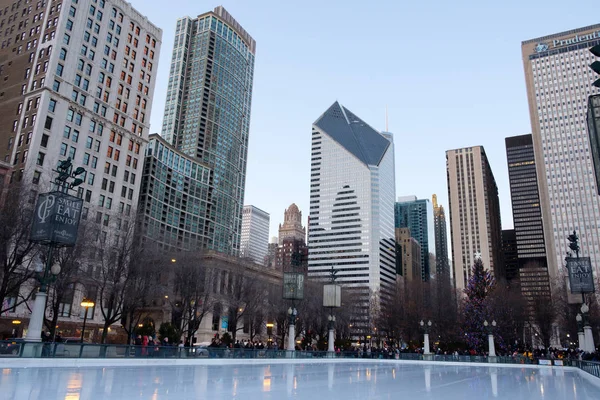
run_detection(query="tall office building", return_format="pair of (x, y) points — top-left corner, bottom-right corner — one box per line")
(446, 146), (503, 290)
(394, 195), (434, 281)
(432, 194), (450, 277)
(395, 227), (422, 282)
(307, 101), (396, 325)
(502, 229), (519, 281)
(161, 6), (255, 254)
(522, 25), (600, 280)
(276, 203), (308, 272)
(240, 205), (269, 264)
(588, 94), (600, 194)
(505, 134), (551, 302)
(0, 0), (161, 231)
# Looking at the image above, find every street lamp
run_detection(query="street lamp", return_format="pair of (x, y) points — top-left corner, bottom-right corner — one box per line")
(484, 320), (497, 357)
(266, 322), (274, 343)
(420, 320), (432, 355)
(287, 307), (298, 351)
(80, 298), (95, 343)
(580, 303), (595, 352)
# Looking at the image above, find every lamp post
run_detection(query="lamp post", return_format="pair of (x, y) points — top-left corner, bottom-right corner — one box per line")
(576, 313), (585, 350)
(327, 315), (336, 353)
(80, 298), (95, 343)
(484, 320), (497, 357)
(287, 307), (298, 351)
(266, 322), (274, 344)
(420, 320), (432, 355)
(581, 303), (595, 352)
(25, 158), (85, 343)
(12, 320), (22, 337)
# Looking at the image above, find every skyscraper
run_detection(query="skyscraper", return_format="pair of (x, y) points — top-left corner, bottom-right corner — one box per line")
(432, 194), (450, 277)
(588, 94), (600, 194)
(446, 146), (503, 290)
(505, 134), (551, 302)
(240, 205), (270, 264)
(522, 25), (600, 279)
(394, 196), (434, 281)
(278, 203), (306, 245)
(0, 0), (161, 231)
(307, 101), (396, 327)
(161, 7), (255, 254)
(502, 229), (519, 281)
(395, 227), (422, 282)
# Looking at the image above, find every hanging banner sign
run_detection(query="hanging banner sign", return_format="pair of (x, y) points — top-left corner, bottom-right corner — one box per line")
(30, 191), (83, 247)
(566, 257), (595, 294)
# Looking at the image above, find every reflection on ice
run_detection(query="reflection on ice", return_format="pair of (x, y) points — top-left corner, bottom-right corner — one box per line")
(0, 362), (598, 400)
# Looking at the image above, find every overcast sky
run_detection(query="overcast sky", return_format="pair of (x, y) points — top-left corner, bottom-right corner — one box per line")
(129, 0), (599, 241)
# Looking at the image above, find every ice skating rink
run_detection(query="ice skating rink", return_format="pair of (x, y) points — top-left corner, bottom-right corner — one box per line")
(1, 360), (599, 399)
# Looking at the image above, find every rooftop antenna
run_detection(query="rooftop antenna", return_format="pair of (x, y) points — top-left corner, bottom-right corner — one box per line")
(385, 105), (389, 132)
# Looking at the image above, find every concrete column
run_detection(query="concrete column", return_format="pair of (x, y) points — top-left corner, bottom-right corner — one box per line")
(578, 331), (585, 350)
(488, 334), (496, 357)
(424, 333), (431, 354)
(25, 291), (46, 342)
(584, 325), (595, 353)
(328, 329), (335, 353)
(287, 324), (295, 352)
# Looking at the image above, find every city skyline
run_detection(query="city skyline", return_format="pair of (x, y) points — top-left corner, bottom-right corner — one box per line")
(113, 1), (600, 252)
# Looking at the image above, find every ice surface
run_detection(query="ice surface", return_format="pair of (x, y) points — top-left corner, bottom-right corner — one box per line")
(1, 361), (599, 400)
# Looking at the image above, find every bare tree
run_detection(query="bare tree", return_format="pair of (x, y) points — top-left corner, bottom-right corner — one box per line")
(169, 251), (214, 346)
(226, 269), (268, 342)
(0, 184), (39, 316)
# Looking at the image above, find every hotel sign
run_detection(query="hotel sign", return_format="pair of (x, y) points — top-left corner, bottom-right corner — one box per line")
(535, 31), (600, 53)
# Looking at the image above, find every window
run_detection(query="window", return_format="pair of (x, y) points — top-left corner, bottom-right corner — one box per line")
(59, 48), (67, 60)
(83, 152), (90, 165)
(36, 152), (45, 166)
(98, 194), (105, 206)
(60, 143), (68, 156)
(56, 64), (64, 76)
(87, 172), (95, 185)
(44, 116), (52, 130)
(41, 134), (49, 147)
(52, 80), (60, 92)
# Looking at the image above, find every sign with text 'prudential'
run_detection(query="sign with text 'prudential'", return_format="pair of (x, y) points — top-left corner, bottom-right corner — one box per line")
(30, 191), (83, 247)
(566, 257), (595, 294)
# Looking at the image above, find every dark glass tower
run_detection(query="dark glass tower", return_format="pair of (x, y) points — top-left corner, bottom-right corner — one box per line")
(505, 134), (550, 303)
(161, 7), (255, 254)
(432, 194), (450, 277)
(394, 197), (432, 281)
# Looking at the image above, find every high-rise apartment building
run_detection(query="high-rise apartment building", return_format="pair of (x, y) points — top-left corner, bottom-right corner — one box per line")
(161, 7), (255, 255)
(522, 25), (600, 279)
(446, 146), (503, 290)
(138, 134), (213, 250)
(395, 227), (422, 282)
(240, 205), (269, 264)
(394, 195), (434, 281)
(432, 194), (450, 277)
(505, 134), (551, 302)
(0, 0), (161, 231)
(307, 101), (396, 323)
(278, 203), (305, 244)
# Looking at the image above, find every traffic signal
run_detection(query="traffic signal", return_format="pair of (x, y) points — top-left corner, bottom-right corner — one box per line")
(590, 45), (600, 88)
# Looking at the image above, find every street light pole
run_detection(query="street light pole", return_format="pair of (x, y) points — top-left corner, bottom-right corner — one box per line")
(420, 320), (432, 355)
(484, 320), (497, 357)
(80, 298), (95, 343)
(581, 303), (595, 352)
(576, 313), (585, 350)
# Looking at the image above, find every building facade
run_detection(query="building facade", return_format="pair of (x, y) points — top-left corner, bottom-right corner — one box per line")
(394, 195), (434, 281)
(522, 25), (600, 280)
(240, 205), (269, 265)
(307, 101), (396, 331)
(502, 229), (519, 282)
(0, 0), (162, 232)
(395, 227), (422, 282)
(432, 194), (450, 277)
(505, 134), (551, 303)
(161, 6), (256, 255)
(278, 203), (305, 245)
(446, 146), (503, 290)
(138, 134), (213, 251)
(588, 94), (600, 195)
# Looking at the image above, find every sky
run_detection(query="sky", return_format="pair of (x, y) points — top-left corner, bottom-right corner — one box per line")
(129, 0), (599, 240)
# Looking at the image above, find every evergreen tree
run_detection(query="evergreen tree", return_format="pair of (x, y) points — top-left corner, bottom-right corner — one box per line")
(462, 257), (496, 353)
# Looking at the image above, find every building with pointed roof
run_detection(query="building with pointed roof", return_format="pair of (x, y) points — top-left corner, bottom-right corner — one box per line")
(308, 102), (396, 334)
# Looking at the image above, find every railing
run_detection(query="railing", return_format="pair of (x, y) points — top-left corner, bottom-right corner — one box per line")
(1, 340), (598, 379)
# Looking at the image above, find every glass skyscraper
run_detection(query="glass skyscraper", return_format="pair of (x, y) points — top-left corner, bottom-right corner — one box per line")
(307, 101), (396, 333)
(394, 196), (434, 281)
(161, 7), (255, 254)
